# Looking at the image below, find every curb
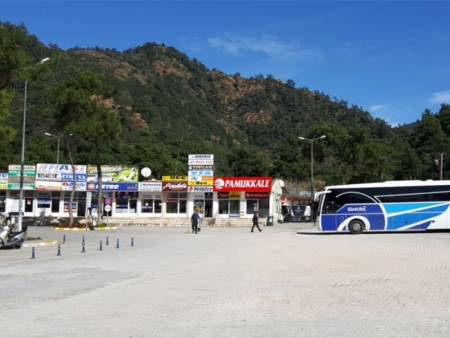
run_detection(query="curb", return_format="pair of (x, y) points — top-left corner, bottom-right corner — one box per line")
(23, 240), (58, 247)
(51, 227), (117, 231)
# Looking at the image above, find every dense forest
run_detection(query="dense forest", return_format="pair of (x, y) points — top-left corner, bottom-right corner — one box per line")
(1, 22), (450, 190)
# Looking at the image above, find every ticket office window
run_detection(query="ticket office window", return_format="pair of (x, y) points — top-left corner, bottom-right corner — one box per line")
(115, 192), (138, 214)
(219, 200), (240, 214)
(166, 193), (187, 214)
(246, 200), (258, 214)
(141, 199), (162, 213)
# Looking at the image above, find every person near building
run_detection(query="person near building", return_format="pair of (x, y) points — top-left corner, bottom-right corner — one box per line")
(191, 209), (201, 234)
(251, 211), (262, 232)
(1, 210), (10, 226)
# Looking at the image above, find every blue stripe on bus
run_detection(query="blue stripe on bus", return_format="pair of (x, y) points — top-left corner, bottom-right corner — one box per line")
(383, 202), (448, 214)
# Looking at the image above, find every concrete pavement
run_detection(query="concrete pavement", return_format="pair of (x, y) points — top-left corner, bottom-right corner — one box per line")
(1, 223), (450, 337)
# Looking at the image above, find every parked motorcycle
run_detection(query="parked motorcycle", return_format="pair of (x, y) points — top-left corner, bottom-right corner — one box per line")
(0, 224), (25, 249)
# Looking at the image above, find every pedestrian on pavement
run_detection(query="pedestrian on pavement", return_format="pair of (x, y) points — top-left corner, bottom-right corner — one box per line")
(191, 209), (200, 234)
(251, 211), (262, 232)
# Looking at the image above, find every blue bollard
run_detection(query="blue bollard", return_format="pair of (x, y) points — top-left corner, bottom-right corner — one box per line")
(99, 240), (103, 251)
(131, 237), (134, 247)
(57, 244), (61, 256)
(106, 236), (109, 246)
(116, 238), (120, 249)
(82, 241), (86, 253)
(63, 235), (66, 244)
(31, 246), (36, 259)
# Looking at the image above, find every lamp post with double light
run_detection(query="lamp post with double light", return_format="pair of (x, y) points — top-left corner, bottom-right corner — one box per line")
(298, 135), (326, 198)
(44, 132), (73, 164)
(17, 58), (51, 232)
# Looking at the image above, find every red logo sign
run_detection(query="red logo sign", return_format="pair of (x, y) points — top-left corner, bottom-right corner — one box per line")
(213, 177), (272, 192)
(162, 182), (188, 192)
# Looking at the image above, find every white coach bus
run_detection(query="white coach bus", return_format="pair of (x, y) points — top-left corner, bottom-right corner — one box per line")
(314, 180), (450, 234)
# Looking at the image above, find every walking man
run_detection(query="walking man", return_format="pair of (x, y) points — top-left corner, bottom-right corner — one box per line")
(251, 211), (262, 232)
(191, 209), (200, 234)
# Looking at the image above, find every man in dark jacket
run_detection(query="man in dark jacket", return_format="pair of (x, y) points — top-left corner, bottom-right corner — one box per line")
(191, 209), (200, 234)
(251, 211), (262, 232)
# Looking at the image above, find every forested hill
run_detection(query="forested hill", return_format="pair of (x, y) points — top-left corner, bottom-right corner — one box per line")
(1, 22), (450, 187)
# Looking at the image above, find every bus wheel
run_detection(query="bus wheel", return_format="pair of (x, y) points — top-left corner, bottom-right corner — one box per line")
(348, 220), (364, 234)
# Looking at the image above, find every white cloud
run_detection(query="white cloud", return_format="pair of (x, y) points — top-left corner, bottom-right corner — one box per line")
(207, 33), (319, 61)
(430, 90), (450, 104)
(369, 105), (386, 112)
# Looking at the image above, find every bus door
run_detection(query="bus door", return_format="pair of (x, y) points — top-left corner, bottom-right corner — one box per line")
(320, 200), (338, 231)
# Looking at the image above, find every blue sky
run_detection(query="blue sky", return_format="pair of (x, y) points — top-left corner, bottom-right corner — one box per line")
(2, 1), (450, 126)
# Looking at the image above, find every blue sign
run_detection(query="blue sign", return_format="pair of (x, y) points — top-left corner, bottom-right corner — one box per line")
(187, 165), (214, 171)
(86, 183), (138, 191)
(61, 174), (87, 181)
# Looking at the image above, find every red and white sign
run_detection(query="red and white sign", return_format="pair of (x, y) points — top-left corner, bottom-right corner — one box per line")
(213, 177), (272, 192)
(245, 192), (270, 200)
(162, 181), (188, 192)
(280, 197), (292, 202)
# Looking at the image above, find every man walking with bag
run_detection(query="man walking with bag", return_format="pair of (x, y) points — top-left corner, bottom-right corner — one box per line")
(251, 211), (262, 232)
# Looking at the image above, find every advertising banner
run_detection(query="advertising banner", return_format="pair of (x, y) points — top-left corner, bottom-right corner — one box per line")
(35, 181), (63, 191)
(0, 173), (7, 190)
(61, 181), (87, 191)
(218, 192), (229, 199)
(162, 181), (188, 192)
(87, 165), (138, 183)
(8, 165), (36, 190)
(213, 177), (272, 192)
(138, 182), (162, 192)
(162, 176), (187, 182)
(86, 183), (138, 191)
(35, 164), (87, 191)
(187, 159), (214, 165)
(229, 192), (241, 200)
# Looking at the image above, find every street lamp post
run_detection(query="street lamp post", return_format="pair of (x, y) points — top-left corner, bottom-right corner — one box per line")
(298, 135), (326, 198)
(44, 132), (73, 164)
(17, 58), (50, 232)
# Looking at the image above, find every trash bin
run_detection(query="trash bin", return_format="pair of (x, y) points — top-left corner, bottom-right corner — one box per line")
(267, 215), (274, 226)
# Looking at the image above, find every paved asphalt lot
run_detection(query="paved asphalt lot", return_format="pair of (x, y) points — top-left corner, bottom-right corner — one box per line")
(1, 223), (450, 338)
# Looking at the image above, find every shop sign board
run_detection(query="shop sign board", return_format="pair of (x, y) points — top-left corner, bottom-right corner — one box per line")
(188, 186), (213, 192)
(115, 192), (138, 199)
(86, 183), (138, 191)
(187, 159), (214, 165)
(162, 176), (187, 182)
(0, 173), (7, 190)
(280, 197), (292, 202)
(138, 181), (162, 192)
(188, 180), (213, 186)
(229, 192), (241, 200)
(187, 165), (214, 171)
(213, 177), (272, 192)
(188, 154), (214, 160)
(245, 192), (270, 200)
(218, 192), (229, 199)
(188, 171), (213, 176)
(162, 181), (188, 192)
(8, 165), (36, 190)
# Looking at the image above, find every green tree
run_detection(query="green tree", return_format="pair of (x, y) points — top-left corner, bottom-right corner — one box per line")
(54, 67), (122, 223)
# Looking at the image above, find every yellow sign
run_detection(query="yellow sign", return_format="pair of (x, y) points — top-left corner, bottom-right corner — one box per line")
(229, 192), (241, 200)
(162, 176), (187, 182)
(188, 180), (213, 186)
